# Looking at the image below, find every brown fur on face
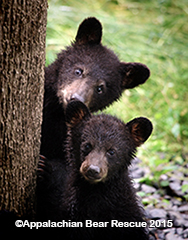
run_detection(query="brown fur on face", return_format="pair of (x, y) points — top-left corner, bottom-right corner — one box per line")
(80, 150), (108, 183)
(57, 77), (106, 109)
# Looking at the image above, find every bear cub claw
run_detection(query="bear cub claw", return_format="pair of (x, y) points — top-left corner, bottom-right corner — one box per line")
(37, 155), (52, 181)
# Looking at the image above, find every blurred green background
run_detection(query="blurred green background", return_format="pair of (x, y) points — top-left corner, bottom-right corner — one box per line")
(46, 0), (188, 191)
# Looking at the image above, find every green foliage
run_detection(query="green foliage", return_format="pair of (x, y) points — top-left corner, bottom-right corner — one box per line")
(182, 184), (188, 200)
(46, 0), (188, 183)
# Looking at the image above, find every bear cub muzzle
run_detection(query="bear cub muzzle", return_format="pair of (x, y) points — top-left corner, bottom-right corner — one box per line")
(80, 150), (108, 183)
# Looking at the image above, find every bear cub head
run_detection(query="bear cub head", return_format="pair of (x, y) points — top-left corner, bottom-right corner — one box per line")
(66, 101), (153, 183)
(46, 17), (150, 112)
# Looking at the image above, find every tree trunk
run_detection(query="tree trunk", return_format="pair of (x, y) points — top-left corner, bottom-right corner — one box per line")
(0, 0), (48, 218)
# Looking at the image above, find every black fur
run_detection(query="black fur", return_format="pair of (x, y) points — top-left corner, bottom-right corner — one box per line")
(40, 17), (150, 160)
(37, 101), (153, 239)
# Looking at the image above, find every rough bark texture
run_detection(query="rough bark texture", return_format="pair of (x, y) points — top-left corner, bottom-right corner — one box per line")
(0, 0), (48, 218)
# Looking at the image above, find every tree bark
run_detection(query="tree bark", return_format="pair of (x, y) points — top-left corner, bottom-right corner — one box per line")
(0, 0), (48, 218)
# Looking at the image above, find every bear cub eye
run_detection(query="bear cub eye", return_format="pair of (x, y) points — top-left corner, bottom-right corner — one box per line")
(107, 148), (115, 156)
(75, 68), (83, 76)
(83, 143), (93, 155)
(96, 84), (104, 94)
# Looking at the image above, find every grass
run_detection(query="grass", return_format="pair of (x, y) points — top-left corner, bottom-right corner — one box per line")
(46, 0), (188, 187)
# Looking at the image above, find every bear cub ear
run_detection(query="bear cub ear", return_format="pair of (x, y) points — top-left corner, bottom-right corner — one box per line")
(66, 101), (91, 128)
(120, 62), (150, 89)
(126, 117), (153, 147)
(75, 17), (102, 45)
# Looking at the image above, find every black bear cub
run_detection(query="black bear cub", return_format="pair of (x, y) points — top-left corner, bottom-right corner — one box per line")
(41, 17), (150, 160)
(38, 101), (153, 240)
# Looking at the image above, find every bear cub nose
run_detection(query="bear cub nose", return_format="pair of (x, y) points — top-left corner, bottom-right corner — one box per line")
(85, 165), (101, 179)
(70, 93), (84, 103)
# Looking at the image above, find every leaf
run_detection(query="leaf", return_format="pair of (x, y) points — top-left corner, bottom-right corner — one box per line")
(171, 123), (180, 138)
(160, 180), (169, 187)
(182, 184), (188, 193)
(137, 191), (146, 197)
